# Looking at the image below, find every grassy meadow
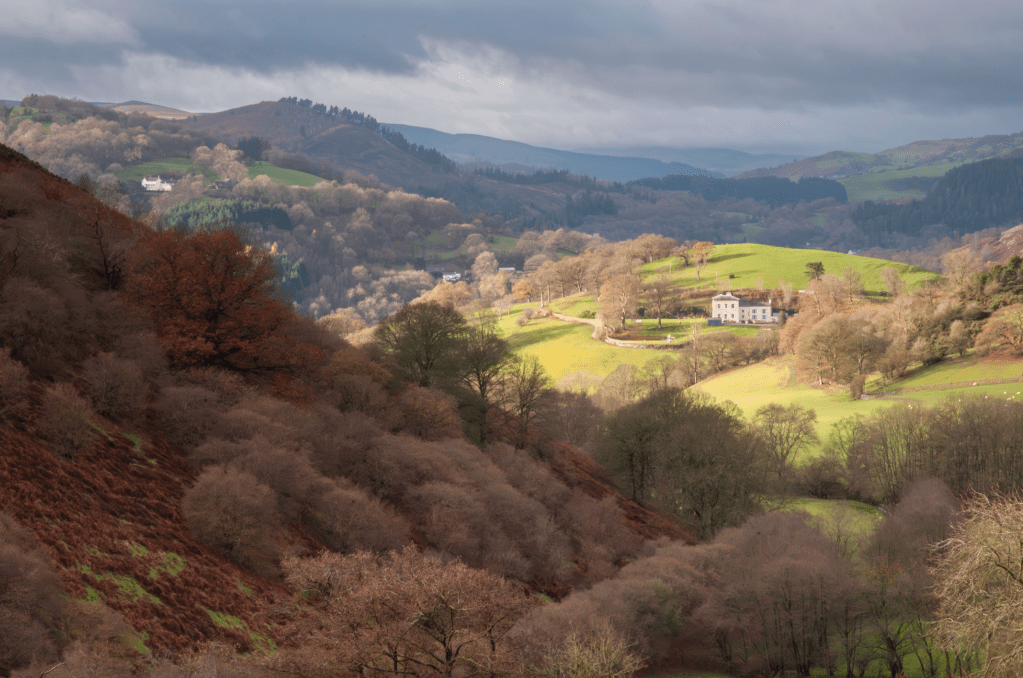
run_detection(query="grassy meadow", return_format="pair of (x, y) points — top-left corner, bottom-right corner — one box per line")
(838, 163), (953, 203)
(116, 157), (327, 187)
(636, 243), (940, 295)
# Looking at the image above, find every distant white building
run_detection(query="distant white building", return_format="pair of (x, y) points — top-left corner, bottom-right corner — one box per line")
(711, 293), (779, 324)
(141, 175), (174, 192)
(442, 272), (462, 282)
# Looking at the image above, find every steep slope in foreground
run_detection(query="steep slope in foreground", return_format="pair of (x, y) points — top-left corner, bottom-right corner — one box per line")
(0, 144), (281, 654)
(0, 141), (690, 661)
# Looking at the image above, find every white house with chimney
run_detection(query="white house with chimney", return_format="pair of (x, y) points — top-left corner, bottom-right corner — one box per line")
(711, 293), (779, 324)
(141, 175), (174, 192)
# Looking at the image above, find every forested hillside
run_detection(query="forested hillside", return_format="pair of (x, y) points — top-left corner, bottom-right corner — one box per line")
(853, 156), (1023, 245)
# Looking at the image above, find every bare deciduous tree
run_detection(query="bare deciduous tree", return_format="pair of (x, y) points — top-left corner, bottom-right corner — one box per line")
(932, 492), (1023, 678)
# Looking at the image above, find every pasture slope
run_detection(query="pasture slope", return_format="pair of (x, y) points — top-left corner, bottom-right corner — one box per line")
(116, 157), (327, 187)
(635, 243), (939, 296)
(501, 244), (939, 385)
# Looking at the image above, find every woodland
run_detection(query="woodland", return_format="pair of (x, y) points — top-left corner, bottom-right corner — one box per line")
(4, 94), (1023, 678)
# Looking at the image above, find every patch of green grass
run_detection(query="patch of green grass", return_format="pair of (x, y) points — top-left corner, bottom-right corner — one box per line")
(80, 566), (161, 605)
(116, 157), (194, 183)
(815, 151), (877, 169)
(127, 542), (148, 557)
(501, 312), (664, 384)
(148, 552), (186, 579)
(693, 356), (894, 461)
(237, 578), (253, 597)
(82, 586), (101, 603)
(640, 243), (939, 295)
(124, 433), (143, 450)
(839, 162), (954, 202)
(900, 381), (1023, 405)
(490, 234), (519, 254)
(883, 354), (1023, 390)
(246, 161), (325, 187)
(130, 630), (150, 655)
(207, 610), (277, 655)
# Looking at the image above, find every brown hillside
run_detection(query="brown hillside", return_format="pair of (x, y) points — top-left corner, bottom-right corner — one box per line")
(0, 141), (692, 665)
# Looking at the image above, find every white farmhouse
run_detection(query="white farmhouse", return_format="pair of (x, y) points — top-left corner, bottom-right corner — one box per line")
(141, 175), (174, 192)
(711, 293), (778, 324)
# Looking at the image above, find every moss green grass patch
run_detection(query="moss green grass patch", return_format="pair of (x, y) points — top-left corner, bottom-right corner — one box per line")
(147, 552), (186, 579)
(207, 610), (277, 655)
(80, 566), (161, 605)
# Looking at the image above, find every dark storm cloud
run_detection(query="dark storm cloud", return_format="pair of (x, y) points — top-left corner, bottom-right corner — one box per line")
(3, 0), (1023, 151)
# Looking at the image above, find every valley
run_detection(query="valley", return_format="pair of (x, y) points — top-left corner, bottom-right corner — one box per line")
(2, 92), (1023, 678)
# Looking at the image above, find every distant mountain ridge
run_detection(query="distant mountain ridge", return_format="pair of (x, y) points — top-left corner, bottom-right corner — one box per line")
(383, 123), (725, 183)
(567, 145), (805, 176)
(737, 133), (1023, 181)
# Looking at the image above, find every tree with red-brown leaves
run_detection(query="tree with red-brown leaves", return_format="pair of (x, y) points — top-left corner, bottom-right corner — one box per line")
(125, 227), (321, 377)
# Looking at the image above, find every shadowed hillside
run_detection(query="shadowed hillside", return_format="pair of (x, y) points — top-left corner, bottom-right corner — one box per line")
(0, 140), (691, 672)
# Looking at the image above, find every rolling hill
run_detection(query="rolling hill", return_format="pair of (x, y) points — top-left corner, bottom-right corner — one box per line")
(381, 123), (723, 182)
(736, 132), (1023, 202)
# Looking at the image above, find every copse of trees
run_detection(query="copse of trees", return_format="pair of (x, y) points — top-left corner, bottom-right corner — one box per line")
(596, 388), (769, 538)
(817, 397), (1023, 505)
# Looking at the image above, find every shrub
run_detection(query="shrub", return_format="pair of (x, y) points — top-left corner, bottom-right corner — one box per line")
(0, 512), (67, 677)
(0, 279), (70, 376)
(152, 385), (221, 449)
(39, 383), (94, 458)
(312, 484), (409, 553)
(516, 307), (537, 327)
(398, 386), (461, 440)
(181, 465), (283, 576)
(82, 352), (147, 423)
(0, 347), (30, 424)
(231, 445), (332, 520)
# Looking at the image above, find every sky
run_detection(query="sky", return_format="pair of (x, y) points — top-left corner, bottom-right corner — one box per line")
(2, 0), (1022, 156)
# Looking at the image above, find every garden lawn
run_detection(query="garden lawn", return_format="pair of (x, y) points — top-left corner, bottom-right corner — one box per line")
(638, 243), (940, 296)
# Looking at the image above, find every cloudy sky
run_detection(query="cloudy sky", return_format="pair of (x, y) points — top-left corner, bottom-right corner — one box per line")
(2, 0), (1021, 155)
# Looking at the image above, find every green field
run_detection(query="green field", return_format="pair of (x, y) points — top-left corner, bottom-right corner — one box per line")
(692, 356), (893, 460)
(839, 162), (954, 203)
(900, 381), (1023, 405)
(245, 161), (326, 187)
(499, 310), (665, 385)
(116, 157), (326, 187)
(116, 157), (194, 182)
(638, 243), (939, 295)
(883, 354), (1023, 390)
